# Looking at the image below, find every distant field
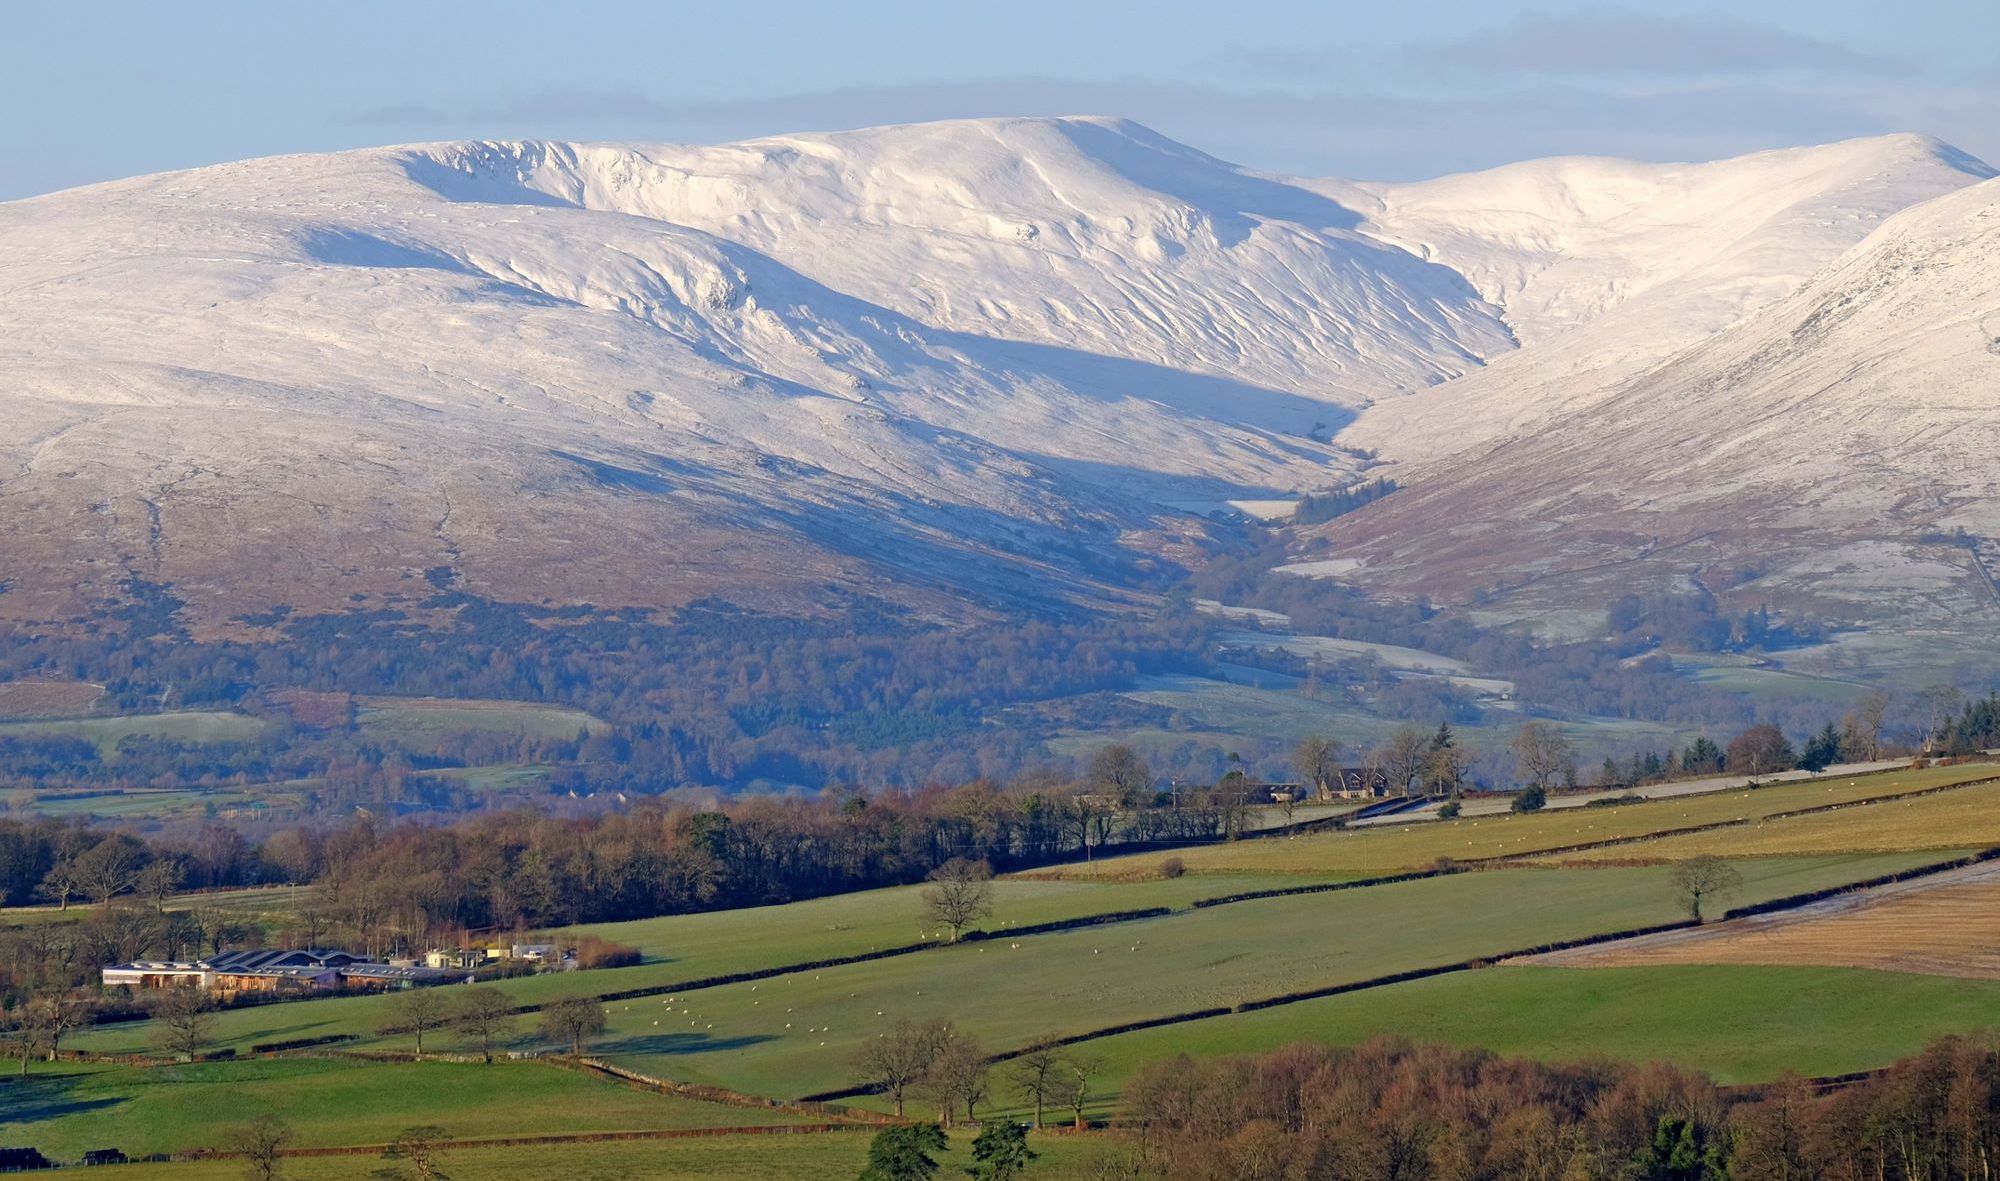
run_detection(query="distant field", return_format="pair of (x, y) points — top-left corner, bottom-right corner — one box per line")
(1042, 763), (1998, 880)
(0, 780), (313, 822)
(1537, 867), (2000, 979)
(1, 1058), (803, 1158)
(2, 884), (310, 931)
(0, 710), (265, 758)
(1683, 663), (1874, 703)
(38, 1129), (1104, 1181)
(355, 696), (606, 740)
(1056, 963), (2000, 1105)
(69, 874), (1337, 1055)
(1550, 778), (2000, 863)
(0, 679), (105, 719)
(581, 856), (1933, 1100)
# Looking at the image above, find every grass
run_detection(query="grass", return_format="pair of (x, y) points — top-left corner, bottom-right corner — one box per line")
(582, 854), (1940, 1100)
(1550, 780), (2000, 862)
(2, 885), (312, 931)
(68, 873), (1337, 1056)
(0, 1058), (805, 1158)
(1051, 963), (2000, 1110)
(0, 711), (265, 758)
(354, 696), (607, 740)
(21, 1128), (1107, 1181)
(1042, 763), (1999, 880)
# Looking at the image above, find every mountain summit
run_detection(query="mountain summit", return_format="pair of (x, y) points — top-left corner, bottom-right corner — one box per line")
(0, 118), (1991, 651)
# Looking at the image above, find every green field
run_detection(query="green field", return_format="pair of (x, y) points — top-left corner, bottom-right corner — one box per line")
(22, 1129), (1106, 1181)
(1048, 671), (1686, 758)
(0, 1058), (805, 1158)
(1055, 963), (2000, 1108)
(0, 710), (266, 758)
(354, 696), (606, 740)
(1552, 779), (2000, 862)
(2, 884), (313, 931)
(69, 874), (1336, 1055)
(1045, 762), (1998, 879)
(583, 855), (1938, 1100)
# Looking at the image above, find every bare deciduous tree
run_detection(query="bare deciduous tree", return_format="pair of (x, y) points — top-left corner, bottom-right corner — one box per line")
(450, 987), (515, 1063)
(1060, 1052), (1104, 1129)
(1918, 684), (1966, 752)
(228, 1114), (292, 1181)
(380, 987), (451, 1058)
(75, 836), (147, 908)
(1009, 1039), (1065, 1130)
(538, 995), (606, 1056)
(923, 1030), (989, 1126)
(151, 987), (213, 1061)
(1671, 856), (1744, 922)
(1086, 744), (1154, 806)
(1510, 723), (1576, 791)
(383, 1124), (451, 1181)
(1376, 727), (1431, 795)
(135, 857), (184, 914)
(921, 858), (995, 942)
(855, 1018), (951, 1118)
(1294, 736), (1343, 800)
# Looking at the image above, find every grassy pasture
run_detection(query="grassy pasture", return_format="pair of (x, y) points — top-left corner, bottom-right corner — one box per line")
(2, 884), (310, 931)
(25, 1129), (1104, 1181)
(0, 1058), (804, 1158)
(354, 696), (606, 740)
(0, 711), (265, 758)
(585, 855), (1939, 1100)
(1549, 779), (2000, 863)
(1040, 763), (1999, 880)
(1049, 964), (2000, 1111)
(68, 874), (1333, 1055)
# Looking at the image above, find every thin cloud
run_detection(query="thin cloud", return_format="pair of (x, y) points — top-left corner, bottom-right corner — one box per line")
(1411, 9), (1910, 79)
(1218, 10), (1908, 85)
(330, 72), (1993, 182)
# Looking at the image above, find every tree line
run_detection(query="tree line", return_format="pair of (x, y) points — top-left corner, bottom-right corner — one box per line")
(1105, 1033), (2000, 1181)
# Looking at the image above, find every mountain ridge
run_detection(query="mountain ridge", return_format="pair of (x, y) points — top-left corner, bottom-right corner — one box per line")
(0, 116), (1992, 653)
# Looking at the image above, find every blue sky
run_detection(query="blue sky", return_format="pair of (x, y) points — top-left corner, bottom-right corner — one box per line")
(5, 0), (1994, 199)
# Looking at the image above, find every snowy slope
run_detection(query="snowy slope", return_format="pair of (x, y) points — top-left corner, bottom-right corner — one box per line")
(0, 116), (1990, 640)
(0, 117), (1510, 627)
(1323, 174), (2000, 643)
(1338, 134), (1994, 462)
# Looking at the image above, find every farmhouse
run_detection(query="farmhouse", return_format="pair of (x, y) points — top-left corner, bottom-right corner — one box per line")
(101, 948), (454, 995)
(1325, 767), (1396, 799)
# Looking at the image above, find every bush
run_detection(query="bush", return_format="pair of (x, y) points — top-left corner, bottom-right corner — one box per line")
(1511, 786), (1547, 813)
(1437, 801), (1462, 819)
(1159, 857), (1187, 879)
(573, 936), (642, 970)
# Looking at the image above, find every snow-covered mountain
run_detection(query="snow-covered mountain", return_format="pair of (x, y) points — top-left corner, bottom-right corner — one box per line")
(0, 116), (1991, 647)
(1323, 170), (2000, 663)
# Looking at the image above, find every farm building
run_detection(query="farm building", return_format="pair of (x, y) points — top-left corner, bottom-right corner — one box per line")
(101, 948), (454, 995)
(1327, 767), (1396, 799)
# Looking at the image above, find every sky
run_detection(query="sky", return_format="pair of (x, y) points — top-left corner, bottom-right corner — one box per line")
(5, 0), (1996, 200)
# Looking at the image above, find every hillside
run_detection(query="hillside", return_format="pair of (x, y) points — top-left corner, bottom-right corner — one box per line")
(3, 118), (1988, 644)
(1325, 173), (2000, 666)
(0, 117), (1520, 632)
